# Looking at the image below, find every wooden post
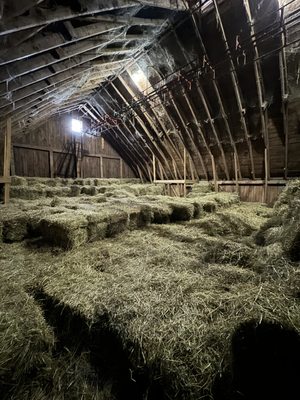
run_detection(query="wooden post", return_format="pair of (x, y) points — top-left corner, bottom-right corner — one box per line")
(120, 159), (123, 179)
(212, 155), (218, 192)
(264, 148), (268, 203)
(234, 152), (239, 194)
(3, 117), (12, 205)
(152, 153), (156, 182)
(49, 150), (54, 178)
(279, 6), (289, 179)
(100, 156), (103, 178)
(183, 147), (187, 197)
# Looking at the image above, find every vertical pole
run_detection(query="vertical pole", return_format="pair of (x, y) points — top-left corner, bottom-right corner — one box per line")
(120, 159), (123, 179)
(183, 147), (187, 197)
(4, 117), (12, 205)
(49, 150), (54, 178)
(153, 153), (156, 182)
(264, 148), (268, 203)
(234, 152), (239, 195)
(212, 155), (218, 192)
(100, 156), (103, 178)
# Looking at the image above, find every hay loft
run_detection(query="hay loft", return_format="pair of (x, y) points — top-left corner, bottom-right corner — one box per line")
(0, 0), (300, 399)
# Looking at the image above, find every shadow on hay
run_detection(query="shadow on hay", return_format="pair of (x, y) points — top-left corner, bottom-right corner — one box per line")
(31, 289), (165, 400)
(213, 319), (300, 400)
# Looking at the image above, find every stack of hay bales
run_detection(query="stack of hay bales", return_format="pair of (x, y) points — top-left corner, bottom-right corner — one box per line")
(255, 180), (300, 260)
(187, 181), (214, 197)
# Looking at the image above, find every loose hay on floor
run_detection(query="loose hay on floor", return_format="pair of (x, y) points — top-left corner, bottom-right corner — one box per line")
(2, 182), (300, 399)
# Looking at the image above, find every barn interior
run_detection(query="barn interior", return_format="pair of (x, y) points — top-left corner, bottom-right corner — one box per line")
(0, 0), (300, 399)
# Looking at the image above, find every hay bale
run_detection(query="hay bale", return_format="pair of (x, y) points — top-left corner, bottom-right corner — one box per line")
(10, 186), (46, 200)
(137, 201), (172, 224)
(61, 178), (73, 186)
(255, 216), (282, 245)
(195, 205), (268, 237)
(106, 210), (129, 237)
(83, 178), (93, 186)
(39, 213), (88, 249)
(105, 189), (135, 198)
(73, 179), (84, 186)
(1, 211), (28, 242)
(70, 185), (81, 197)
(45, 187), (71, 197)
(167, 200), (195, 221)
(11, 176), (28, 186)
(85, 212), (109, 242)
(43, 178), (58, 187)
(187, 182), (214, 197)
(81, 186), (97, 196)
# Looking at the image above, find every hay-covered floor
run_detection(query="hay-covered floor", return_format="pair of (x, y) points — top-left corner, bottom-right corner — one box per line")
(1, 179), (300, 400)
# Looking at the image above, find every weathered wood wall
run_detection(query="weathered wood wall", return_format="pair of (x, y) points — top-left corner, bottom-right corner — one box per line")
(219, 183), (285, 206)
(11, 115), (136, 179)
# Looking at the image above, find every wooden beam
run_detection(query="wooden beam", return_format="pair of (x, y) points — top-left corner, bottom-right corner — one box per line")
(218, 180), (287, 185)
(0, 37), (137, 83)
(119, 75), (177, 180)
(153, 154), (156, 182)
(120, 159), (123, 178)
(243, 0), (270, 180)
(100, 156), (103, 178)
(181, 15), (242, 179)
(264, 148), (268, 203)
(111, 80), (171, 177)
(195, 80), (230, 179)
(3, 117), (12, 204)
(0, 1), (183, 37)
(100, 90), (153, 172)
(212, 155), (218, 192)
(98, 93), (152, 176)
(49, 150), (54, 178)
(0, 67), (117, 109)
(153, 179), (196, 184)
(279, 6), (289, 179)
(183, 147), (187, 197)
(213, 0), (255, 179)
(133, 62), (184, 179)
(234, 152), (239, 194)
(0, 17), (148, 65)
(0, 56), (129, 97)
(182, 88), (211, 180)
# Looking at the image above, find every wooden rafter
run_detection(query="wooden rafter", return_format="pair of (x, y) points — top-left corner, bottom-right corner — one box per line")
(0, 36), (138, 83)
(213, 0), (256, 179)
(243, 0), (270, 179)
(279, 5), (289, 179)
(0, 0), (184, 36)
(117, 76), (177, 179)
(173, 19), (241, 179)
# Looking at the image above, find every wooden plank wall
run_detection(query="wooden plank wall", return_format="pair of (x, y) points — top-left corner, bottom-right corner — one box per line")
(219, 184), (285, 206)
(12, 115), (136, 179)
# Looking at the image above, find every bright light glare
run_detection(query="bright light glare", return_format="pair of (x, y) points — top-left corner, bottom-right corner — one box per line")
(72, 118), (83, 133)
(131, 69), (147, 87)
